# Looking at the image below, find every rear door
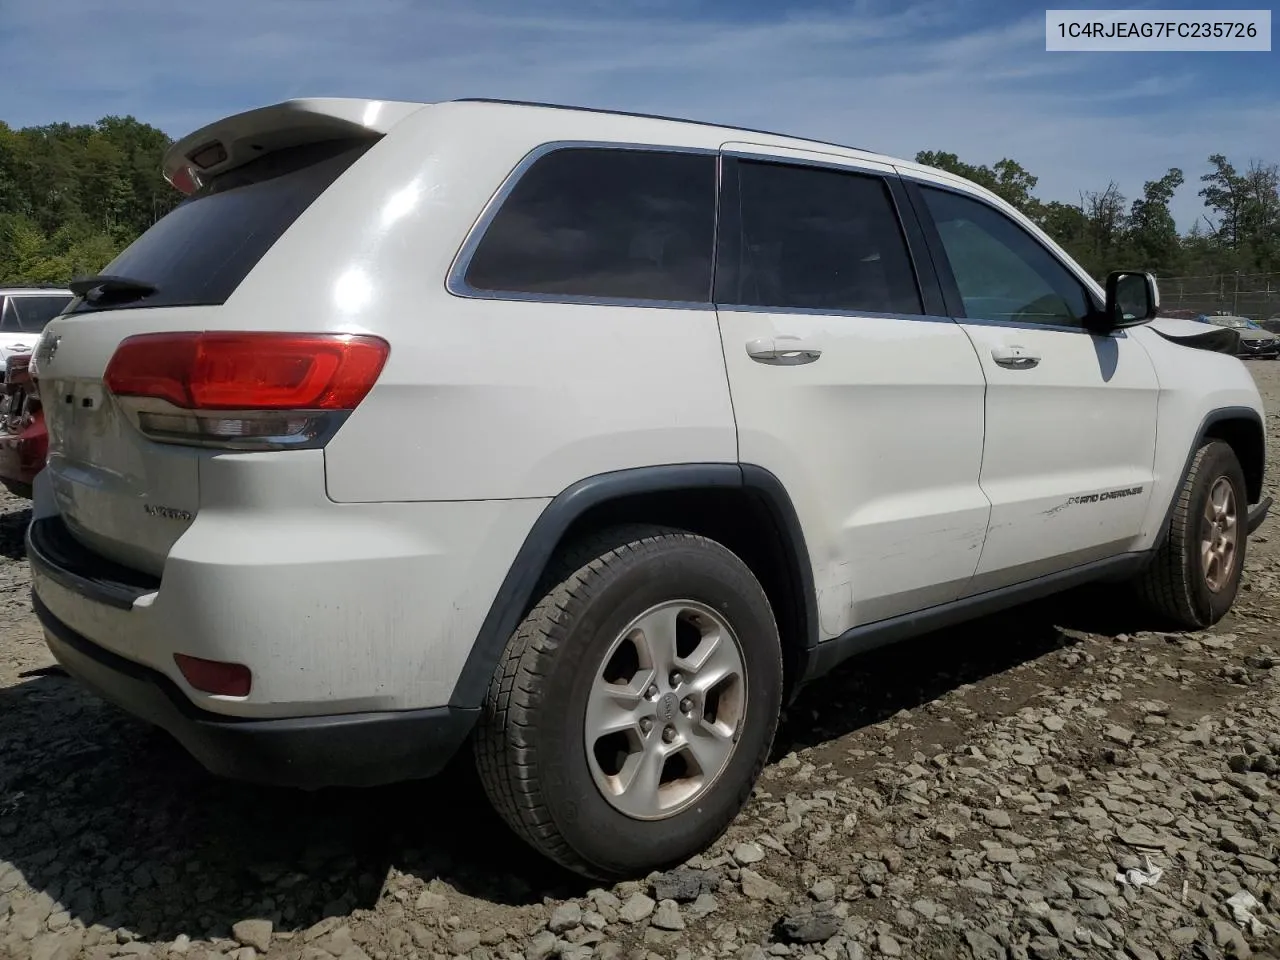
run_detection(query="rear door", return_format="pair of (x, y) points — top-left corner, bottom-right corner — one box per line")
(714, 145), (990, 635)
(905, 180), (1159, 591)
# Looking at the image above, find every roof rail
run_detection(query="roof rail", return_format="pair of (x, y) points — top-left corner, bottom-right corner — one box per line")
(451, 98), (870, 156)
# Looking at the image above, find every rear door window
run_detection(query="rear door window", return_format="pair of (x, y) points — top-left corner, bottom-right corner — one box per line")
(716, 159), (922, 315)
(3, 295), (72, 333)
(69, 138), (372, 313)
(461, 147), (717, 303)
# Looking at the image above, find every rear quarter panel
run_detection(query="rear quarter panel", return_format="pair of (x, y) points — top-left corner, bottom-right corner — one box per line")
(228, 103), (738, 503)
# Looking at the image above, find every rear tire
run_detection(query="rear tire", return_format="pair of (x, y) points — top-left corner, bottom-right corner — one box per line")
(473, 524), (783, 880)
(1135, 440), (1248, 629)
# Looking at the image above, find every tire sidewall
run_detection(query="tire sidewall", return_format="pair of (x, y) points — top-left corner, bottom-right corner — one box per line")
(1183, 443), (1248, 624)
(535, 539), (782, 878)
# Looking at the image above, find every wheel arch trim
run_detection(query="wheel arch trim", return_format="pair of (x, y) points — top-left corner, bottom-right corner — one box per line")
(449, 463), (818, 709)
(1153, 405), (1266, 549)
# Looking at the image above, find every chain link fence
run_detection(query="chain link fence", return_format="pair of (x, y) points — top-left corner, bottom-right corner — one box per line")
(1158, 272), (1280, 320)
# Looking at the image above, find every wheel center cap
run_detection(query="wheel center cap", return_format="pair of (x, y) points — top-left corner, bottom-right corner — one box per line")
(658, 692), (679, 722)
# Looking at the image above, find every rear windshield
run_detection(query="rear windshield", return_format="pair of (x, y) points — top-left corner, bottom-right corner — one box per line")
(69, 138), (372, 313)
(1, 295), (72, 333)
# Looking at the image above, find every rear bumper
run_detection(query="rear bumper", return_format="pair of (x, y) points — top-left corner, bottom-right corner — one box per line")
(33, 592), (477, 789)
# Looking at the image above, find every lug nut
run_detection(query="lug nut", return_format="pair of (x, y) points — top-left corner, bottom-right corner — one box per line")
(662, 726), (676, 743)
(646, 685), (658, 699)
(670, 671), (684, 687)
(639, 717), (654, 734)
(680, 698), (693, 714)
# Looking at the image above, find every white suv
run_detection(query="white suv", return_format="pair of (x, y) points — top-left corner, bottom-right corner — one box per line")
(28, 98), (1270, 880)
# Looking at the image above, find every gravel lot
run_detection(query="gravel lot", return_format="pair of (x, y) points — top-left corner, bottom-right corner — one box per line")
(5, 365), (1280, 960)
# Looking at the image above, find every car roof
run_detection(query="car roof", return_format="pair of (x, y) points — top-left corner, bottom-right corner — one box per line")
(453, 98), (875, 156)
(446, 98), (954, 177)
(167, 96), (988, 201)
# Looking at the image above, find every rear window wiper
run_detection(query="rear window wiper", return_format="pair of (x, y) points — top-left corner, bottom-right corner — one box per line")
(69, 274), (158, 304)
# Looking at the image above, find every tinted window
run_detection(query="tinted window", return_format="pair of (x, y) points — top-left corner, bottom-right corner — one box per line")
(3, 295), (72, 333)
(70, 139), (372, 313)
(921, 187), (1091, 326)
(463, 148), (716, 302)
(716, 160), (921, 315)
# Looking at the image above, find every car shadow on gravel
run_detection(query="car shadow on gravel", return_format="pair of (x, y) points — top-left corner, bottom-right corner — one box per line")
(776, 582), (1144, 757)
(0, 583), (1147, 944)
(0, 675), (585, 944)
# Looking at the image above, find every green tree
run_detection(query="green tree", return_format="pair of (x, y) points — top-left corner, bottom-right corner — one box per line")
(1128, 168), (1185, 274)
(914, 150), (1043, 220)
(0, 115), (173, 285)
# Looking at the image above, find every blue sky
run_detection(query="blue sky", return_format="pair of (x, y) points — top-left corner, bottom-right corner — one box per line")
(2, 0), (1276, 230)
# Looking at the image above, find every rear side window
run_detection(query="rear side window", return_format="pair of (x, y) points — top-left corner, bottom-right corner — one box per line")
(70, 138), (372, 313)
(462, 148), (717, 303)
(716, 160), (922, 315)
(1, 295), (71, 333)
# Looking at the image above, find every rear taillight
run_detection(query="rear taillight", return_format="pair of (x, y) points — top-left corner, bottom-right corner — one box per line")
(104, 332), (389, 449)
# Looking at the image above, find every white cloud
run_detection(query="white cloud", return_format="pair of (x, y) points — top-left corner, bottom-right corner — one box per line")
(3, 0), (1275, 230)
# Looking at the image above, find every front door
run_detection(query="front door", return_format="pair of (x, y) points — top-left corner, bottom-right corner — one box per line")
(714, 145), (991, 634)
(909, 182), (1160, 592)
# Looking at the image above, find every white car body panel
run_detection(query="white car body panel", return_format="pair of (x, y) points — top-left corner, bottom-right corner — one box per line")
(956, 321), (1160, 589)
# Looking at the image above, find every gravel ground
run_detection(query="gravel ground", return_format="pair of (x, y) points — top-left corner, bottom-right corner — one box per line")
(5, 366), (1280, 960)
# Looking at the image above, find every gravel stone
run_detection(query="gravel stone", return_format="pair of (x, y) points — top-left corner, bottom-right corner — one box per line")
(740, 869), (789, 903)
(775, 910), (840, 944)
(650, 899), (684, 932)
(525, 930), (558, 960)
(231, 920), (272, 953)
(808, 878), (837, 902)
(451, 929), (482, 954)
(548, 902), (582, 933)
(618, 893), (656, 924)
(979, 809), (1012, 829)
(651, 867), (719, 903)
(733, 842), (766, 865)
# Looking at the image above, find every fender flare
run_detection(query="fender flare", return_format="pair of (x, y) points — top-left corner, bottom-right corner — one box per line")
(448, 463), (818, 709)
(1151, 405), (1266, 549)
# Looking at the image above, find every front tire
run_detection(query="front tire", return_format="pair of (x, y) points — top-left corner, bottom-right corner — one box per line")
(1136, 440), (1248, 629)
(474, 524), (783, 880)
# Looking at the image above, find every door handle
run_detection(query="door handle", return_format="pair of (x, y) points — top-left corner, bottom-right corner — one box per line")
(746, 336), (823, 365)
(991, 344), (1041, 370)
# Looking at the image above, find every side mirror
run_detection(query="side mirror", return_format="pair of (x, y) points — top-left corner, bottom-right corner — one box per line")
(1091, 270), (1159, 332)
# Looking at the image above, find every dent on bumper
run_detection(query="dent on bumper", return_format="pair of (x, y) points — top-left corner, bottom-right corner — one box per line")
(33, 593), (477, 790)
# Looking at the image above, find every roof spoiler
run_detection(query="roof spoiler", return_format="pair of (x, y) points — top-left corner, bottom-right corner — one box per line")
(162, 98), (428, 195)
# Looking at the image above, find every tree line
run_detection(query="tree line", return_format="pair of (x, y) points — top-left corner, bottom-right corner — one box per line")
(915, 150), (1280, 281)
(1, 114), (1277, 286)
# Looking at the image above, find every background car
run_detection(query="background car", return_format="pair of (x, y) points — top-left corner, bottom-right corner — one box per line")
(0, 287), (73, 365)
(0, 289), (67, 498)
(0, 352), (45, 498)
(1202, 314), (1280, 359)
